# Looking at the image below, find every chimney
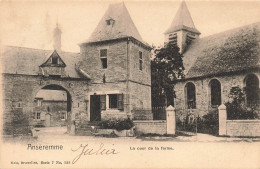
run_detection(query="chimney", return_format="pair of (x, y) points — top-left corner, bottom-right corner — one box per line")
(53, 23), (62, 51)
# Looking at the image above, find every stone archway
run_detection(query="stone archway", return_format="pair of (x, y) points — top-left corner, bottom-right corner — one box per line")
(2, 73), (89, 135)
(41, 84), (72, 113)
(33, 84), (72, 132)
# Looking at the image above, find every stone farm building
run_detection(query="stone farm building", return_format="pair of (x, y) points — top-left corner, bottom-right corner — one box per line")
(1, 1), (260, 135)
(1, 2), (152, 134)
(34, 90), (68, 127)
(166, 1), (260, 118)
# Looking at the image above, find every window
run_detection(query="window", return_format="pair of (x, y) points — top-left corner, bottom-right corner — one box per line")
(106, 18), (115, 26)
(209, 79), (221, 106)
(139, 51), (143, 70)
(109, 94), (118, 109)
(37, 99), (42, 106)
(100, 49), (107, 57)
(108, 94), (124, 109)
(52, 56), (58, 64)
(244, 74), (259, 106)
(60, 112), (66, 120)
(185, 82), (196, 109)
(17, 102), (21, 108)
(106, 20), (111, 25)
(36, 112), (41, 119)
(100, 49), (107, 69)
(98, 94), (124, 110)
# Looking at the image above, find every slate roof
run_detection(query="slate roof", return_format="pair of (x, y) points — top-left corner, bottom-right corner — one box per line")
(81, 2), (144, 44)
(165, 1), (200, 34)
(1, 46), (82, 78)
(183, 22), (260, 79)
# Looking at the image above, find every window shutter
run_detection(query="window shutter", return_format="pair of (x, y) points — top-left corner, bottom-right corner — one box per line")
(33, 112), (36, 119)
(100, 95), (106, 110)
(117, 94), (124, 110)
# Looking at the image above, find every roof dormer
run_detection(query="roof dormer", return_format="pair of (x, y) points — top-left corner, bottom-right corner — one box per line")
(106, 17), (115, 26)
(39, 50), (66, 77)
(40, 50), (66, 67)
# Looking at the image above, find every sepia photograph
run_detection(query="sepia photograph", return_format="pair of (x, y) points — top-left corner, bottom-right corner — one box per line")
(0, 0), (260, 168)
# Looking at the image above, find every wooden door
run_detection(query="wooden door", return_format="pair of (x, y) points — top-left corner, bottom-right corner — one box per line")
(90, 95), (101, 121)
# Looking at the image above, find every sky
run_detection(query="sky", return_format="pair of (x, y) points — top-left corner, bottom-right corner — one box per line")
(0, 0), (260, 53)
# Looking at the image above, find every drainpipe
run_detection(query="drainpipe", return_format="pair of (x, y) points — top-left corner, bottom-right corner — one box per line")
(126, 38), (130, 117)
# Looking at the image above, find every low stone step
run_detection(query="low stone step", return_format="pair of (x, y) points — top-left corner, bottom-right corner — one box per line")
(87, 121), (100, 126)
(76, 128), (94, 136)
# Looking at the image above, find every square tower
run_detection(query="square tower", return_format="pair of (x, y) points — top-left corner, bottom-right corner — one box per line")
(164, 1), (200, 53)
(79, 2), (152, 121)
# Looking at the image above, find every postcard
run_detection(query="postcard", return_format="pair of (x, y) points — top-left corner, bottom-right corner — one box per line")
(0, 0), (260, 168)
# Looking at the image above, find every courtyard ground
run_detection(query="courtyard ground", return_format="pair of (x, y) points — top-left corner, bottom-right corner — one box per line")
(1, 127), (260, 168)
(34, 127), (260, 143)
(3, 126), (260, 143)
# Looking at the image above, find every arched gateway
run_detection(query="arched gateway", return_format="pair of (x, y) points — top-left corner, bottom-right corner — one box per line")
(1, 46), (90, 135)
(2, 2), (153, 136)
(33, 84), (72, 128)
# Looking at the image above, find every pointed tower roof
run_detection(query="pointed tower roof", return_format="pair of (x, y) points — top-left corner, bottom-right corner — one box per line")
(83, 2), (144, 44)
(165, 1), (200, 34)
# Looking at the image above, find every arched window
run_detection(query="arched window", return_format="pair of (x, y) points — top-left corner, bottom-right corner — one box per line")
(185, 82), (196, 109)
(244, 74), (259, 106)
(209, 79), (221, 106)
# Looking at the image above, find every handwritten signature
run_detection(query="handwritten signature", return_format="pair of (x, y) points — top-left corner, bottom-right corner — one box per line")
(71, 143), (119, 164)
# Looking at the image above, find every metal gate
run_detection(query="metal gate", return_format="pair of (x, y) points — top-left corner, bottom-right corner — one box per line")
(176, 107), (219, 136)
(176, 107), (198, 135)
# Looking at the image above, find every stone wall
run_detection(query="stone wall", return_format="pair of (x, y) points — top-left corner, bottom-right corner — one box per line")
(87, 82), (128, 120)
(129, 41), (151, 86)
(219, 104), (260, 137)
(132, 109), (153, 120)
(32, 100), (67, 127)
(101, 110), (128, 120)
(80, 40), (128, 83)
(1, 74), (89, 134)
(129, 82), (151, 110)
(87, 81), (152, 120)
(133, 120), (166, 135)
(80, 39), (152, 120)
(80, 40), (151, 85)
(226, 120), (260, 137)
(174, 71), (260, 117)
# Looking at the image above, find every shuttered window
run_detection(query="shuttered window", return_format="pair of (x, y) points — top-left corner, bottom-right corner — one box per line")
(109, 94), (118, 108)
(100, 95), (106, 110)
(98, 94), (124, 110)
(108, 94), (124, 110)
(117, 94), (124, 110)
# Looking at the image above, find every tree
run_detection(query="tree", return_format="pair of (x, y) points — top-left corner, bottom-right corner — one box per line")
(151, 43), (184, 107)
(225, 86), (258, 119)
